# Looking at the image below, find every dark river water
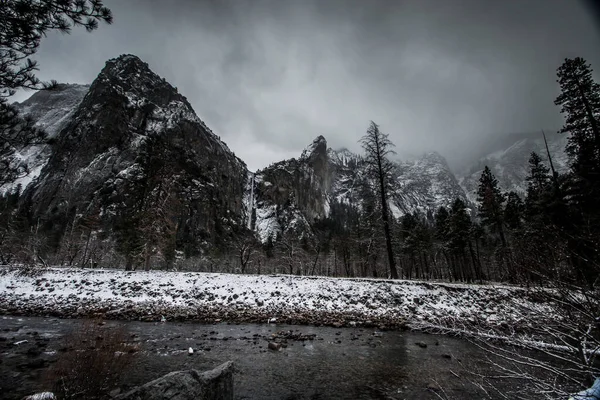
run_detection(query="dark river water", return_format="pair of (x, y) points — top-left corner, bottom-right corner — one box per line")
(0, 315), (546, 399)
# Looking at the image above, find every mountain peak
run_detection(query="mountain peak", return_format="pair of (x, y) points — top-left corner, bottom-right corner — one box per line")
(313, 135), (327, 144)
(106, 54), (147, 69)
(84, 53), (197, 129)
(100, 54), (152, 82)
(300, 135), (327, 161)
(420, 151), (448, 165)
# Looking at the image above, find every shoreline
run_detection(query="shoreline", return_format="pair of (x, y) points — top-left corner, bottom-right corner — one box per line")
(0, 266), (557, 336)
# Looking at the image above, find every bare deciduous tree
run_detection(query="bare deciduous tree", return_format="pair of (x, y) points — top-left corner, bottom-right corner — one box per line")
(359, 121), (399, 279)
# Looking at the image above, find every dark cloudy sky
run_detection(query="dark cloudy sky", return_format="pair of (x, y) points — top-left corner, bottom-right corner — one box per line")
(13, 0), (600, 171)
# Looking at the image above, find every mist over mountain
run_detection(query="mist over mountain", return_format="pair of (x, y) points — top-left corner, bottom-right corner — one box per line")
(6, 54), (570, 252)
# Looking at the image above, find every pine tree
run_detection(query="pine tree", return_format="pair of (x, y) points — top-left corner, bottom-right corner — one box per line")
(555, 57), (600, 173)
(504, 191), (523, 231)
(0, 0), (112, 186)
(433, 206), (452, 280)
(434, 206), (449, 243)
(476, 166), (507, 246)
(524, 152), (552, 222)
(0, 0), (113, 96)
(447, 200), (471, 253)
(469, 221), (485, 281)
(447, 199), (472, 281)
(399, 213), (418, 279)
(359, 121), (399, 279)
(555, 58), (600, 286)
(526, 152), (551, 191)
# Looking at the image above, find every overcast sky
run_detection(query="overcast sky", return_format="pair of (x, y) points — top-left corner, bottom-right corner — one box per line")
(13, 0), (600, 171)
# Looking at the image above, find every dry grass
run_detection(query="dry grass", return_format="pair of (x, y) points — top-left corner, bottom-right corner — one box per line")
(42, 319), (139, 399)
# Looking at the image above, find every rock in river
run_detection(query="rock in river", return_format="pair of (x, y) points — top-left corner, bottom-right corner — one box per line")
(116, 362), (234, 400)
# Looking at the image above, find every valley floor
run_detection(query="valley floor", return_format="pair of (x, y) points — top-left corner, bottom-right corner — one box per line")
(0, 266), (558, 340)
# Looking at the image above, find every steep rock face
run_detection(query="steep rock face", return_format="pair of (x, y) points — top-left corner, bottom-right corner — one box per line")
(459, 134), (569, 202)
(13, 55), (562, 252)
(1, 84), (89, 193)
(392, 152), (470, 216)
(327, 147), (366, 208)
(24, 55), (247, 254)
(250, 136), (331, 242)
(16, 84), (90, 138)
(248, 139), (470, 242)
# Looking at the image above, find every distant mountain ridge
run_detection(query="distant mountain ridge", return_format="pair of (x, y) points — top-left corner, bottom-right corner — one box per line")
(2, 84), (89, 194)
(458, 133), (569, 203)
(5, 54), (570, 251)
(247, 136), (471, 242)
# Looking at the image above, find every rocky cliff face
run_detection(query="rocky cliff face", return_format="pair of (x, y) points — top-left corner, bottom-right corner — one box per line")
(22, 55), (247, 255)
(248, 137), (470, 242)
(1, 84), (88, 194)
(248, 136), (331, 242)
(392, 151), (470, 216)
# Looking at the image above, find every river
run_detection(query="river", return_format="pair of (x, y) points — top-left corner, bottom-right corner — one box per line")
(0, 315), (546, 399)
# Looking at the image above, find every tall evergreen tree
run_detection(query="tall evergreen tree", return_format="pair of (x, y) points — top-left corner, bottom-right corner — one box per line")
(359, 121), (399, 279)
(555, 57), (600, 172)
(476, 166), (507, 246)
(524, 152), (553, 222)
(526, 152), (551, 191)
(447, 198), (473, 281)
(555, 57), (600, 285)
(434, 206), (450, 243)
(504, 191), (523, 231)
(447, 199), (471, 255)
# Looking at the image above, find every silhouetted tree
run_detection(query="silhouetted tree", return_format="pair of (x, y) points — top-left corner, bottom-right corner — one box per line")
(0, 0), (112, 96)
(0, 0), (112, 187)
(447, 199), (472, 281)
(524, 152), (551, 218)
(504, 191), (523, 231)
(555, 57), (600, 285)
(477, 166), (507, 247)
(555, 57), (600, 173)
(359, 121), (399, 279)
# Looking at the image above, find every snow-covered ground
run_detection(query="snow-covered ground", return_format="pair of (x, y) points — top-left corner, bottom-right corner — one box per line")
(0, 267), (559, 337)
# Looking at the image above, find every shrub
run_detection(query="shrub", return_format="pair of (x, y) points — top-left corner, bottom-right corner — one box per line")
(42, 319), (139, 399)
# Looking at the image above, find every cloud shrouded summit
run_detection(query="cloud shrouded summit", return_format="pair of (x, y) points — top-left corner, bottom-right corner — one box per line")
(12, 0), (600, 171)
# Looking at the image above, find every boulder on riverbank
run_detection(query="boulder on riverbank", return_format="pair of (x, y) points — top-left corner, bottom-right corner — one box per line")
(116, 361), (234, 400)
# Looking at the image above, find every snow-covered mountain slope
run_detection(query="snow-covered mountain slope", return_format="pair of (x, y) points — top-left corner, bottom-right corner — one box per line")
(246, 137), (470, 242)
(23, 54), (247, 254)
(458, 133), (569, 202)
(16, 83), (90, 138)
(1, 84), (89, 194)
(392, 151), (470, 216)
(327, 147), (368, 208)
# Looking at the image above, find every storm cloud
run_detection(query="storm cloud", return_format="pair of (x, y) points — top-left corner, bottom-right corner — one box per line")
(14, 0), (600, 171)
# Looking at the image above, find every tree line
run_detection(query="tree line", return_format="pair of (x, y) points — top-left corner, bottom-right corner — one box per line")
(236, 56), (600, 287)
(0, 2), (598, 287)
